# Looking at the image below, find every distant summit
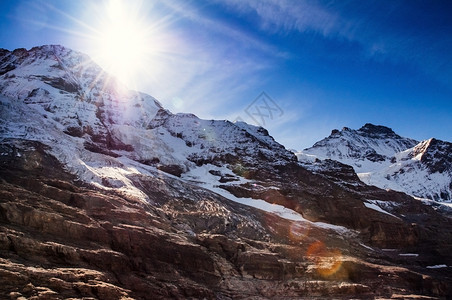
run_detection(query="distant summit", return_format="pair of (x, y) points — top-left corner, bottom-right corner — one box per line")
(307, 123), (418, 163)
(329, 123), (402, 139)
(357, 123), (399, 138)
(299, 124), (452, 201)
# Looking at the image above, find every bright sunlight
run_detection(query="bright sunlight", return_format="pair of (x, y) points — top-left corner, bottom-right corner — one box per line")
(95, 0), (150, 86)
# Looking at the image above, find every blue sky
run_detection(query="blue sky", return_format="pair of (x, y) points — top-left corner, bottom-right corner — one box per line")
(0, 0), (451, 150)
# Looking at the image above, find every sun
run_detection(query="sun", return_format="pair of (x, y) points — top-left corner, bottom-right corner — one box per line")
(95, 0), (150, 86)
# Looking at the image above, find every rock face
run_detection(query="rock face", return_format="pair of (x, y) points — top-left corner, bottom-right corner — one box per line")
(300, 124), (452, 201)
(412, 138), (452, 174)
(1, 45), (452, 299)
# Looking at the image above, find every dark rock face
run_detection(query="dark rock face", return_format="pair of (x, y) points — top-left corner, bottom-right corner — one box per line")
(1, 141), (452, 299)
(358, 123), (399, 138)
(303, 159), (365, 183)
(413, 138), (452, 174)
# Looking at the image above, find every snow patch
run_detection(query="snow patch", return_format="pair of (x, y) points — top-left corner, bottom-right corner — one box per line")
(364, 200), (400, 219)
(359, 243), (375, 251)
(182, 164), (304, 221)
(182, 164), (351, 233)
(426, 264), (447, 269)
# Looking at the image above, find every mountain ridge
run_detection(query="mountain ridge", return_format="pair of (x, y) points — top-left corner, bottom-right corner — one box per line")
(1, 45), (452, 298)
(299, 124), (452, 201)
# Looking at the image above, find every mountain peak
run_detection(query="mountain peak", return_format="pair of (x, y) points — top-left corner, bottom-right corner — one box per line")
(302, 122), (451, 201)
(412, 138), (452, 174)
(304, 123), (419, 166)
(357, 123), (397, 137)
(328, 124), (398, 139)
(6, 44), (70, 58)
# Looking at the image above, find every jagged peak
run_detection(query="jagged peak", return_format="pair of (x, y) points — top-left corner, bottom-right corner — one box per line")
(234, 121), (265, 134)
(3, 45), (93, 64)
(412, 139), (432, 158)
(358, 123), (396, 136)
(413, 137), (450, 154)
(331, 129), (340, 135)
(327, 124), (397, 139)
(2, 45), (72, 58)
(325, 123), (412, 141)
(0, 44), (94, 79)
(427, 137), (441, 145)
(14, 44), (68, 53)
(410, 137), (452, 174)
(174, 112), (198, 119)
(30, 44), (66, 51)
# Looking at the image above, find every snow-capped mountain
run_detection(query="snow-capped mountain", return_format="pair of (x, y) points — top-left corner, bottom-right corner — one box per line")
(298, 124), (452, 201)
(0, 45), (295, 204)
(2, 45), (452, 298)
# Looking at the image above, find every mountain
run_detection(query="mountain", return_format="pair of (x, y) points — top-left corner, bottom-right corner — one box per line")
(299, 123), (452, 202)
(1, 45), (452, 299)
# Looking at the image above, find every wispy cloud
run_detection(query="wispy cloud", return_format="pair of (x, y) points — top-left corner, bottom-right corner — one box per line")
(160, 0), (289, 58)
(45, 0), (281, 119)
(218, 0), (452, 88)
(217, 0), (353, 38)
(123, 0), (285, 118)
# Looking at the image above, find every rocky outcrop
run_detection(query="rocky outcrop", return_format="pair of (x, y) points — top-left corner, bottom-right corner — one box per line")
(1, 140), (452, 299)
(412, 138), (452, 174)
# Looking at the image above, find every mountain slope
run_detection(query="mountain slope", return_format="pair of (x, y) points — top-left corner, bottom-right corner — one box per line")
(1, 45), (452, 298)
(299, 124), (452, 201)
(0, 45), (295, 201)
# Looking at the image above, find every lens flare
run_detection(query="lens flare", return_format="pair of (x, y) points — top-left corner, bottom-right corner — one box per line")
(306, 241), (343, 277)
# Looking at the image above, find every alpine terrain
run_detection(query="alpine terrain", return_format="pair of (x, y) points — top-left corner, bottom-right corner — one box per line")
(299, 124), (452, 202)
(1, 45), (452, 299)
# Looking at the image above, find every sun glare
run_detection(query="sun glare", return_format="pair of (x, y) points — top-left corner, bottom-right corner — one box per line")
(95, 0), (150, 86)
